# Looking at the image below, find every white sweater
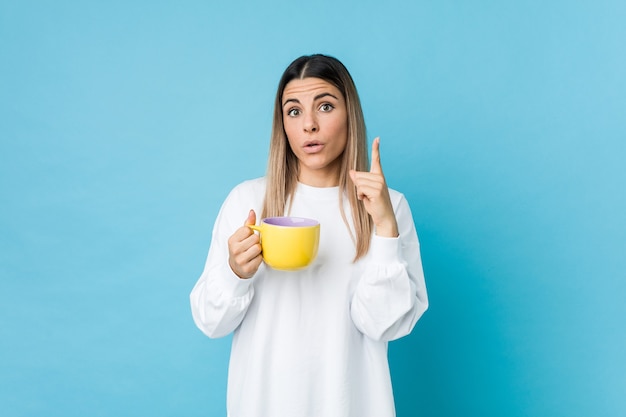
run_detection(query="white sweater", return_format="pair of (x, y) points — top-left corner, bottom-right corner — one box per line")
(190, 178), (428, 417)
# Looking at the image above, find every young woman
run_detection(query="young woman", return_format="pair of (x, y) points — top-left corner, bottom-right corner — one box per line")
(190, 54), (428, 417)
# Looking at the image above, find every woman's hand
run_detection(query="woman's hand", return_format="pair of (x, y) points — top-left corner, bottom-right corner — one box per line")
(228, 210), (263, 279)
(349, 137), (399, 238)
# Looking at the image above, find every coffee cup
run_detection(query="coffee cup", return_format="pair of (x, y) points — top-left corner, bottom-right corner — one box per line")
(248, 217), (320, 271)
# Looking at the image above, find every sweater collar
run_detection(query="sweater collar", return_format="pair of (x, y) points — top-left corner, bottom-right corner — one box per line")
(296, 182), (341, 201)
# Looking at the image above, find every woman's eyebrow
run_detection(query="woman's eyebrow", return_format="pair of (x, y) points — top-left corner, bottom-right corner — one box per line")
(314, 92), (339, 101)
(282, 92), (339, 107)
(282, 98), (300, 107)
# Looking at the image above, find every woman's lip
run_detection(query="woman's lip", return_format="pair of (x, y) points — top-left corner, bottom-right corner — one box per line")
(302, 142), (324, 154)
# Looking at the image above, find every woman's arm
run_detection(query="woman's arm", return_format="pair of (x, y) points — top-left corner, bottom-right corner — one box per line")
(190, 182), (263, 338)
(350, 193), (428, 341)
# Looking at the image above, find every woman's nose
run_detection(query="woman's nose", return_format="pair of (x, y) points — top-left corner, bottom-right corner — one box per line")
(303, 113), (318, 133)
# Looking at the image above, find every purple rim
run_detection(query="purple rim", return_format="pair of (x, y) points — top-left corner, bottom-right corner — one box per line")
(263, 217), (319, 227)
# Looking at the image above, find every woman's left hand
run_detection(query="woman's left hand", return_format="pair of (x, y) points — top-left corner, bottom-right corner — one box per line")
(349, 137), (399, 238)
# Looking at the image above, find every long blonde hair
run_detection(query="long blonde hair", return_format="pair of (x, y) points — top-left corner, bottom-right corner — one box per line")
(262, 54), (373, 260)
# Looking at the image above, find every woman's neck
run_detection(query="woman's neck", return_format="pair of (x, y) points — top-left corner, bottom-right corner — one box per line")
(298, 171), (340, 187)
(297, 162), (342, 188)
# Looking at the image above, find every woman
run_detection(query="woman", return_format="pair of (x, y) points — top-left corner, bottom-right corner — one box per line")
(190, 54), (428, 417)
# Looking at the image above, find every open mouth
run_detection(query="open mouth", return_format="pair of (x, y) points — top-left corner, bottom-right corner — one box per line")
(303, 141), (324, 153)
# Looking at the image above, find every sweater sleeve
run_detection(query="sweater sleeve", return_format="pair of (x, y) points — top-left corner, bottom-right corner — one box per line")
(189, 184), (260, 339)
(350, 193), (428, 341)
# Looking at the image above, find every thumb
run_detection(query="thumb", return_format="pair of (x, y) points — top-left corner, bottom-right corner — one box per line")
(245, 209), (256, 226)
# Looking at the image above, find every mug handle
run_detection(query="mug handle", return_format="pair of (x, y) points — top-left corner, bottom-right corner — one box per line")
(247, 224), (262, 233)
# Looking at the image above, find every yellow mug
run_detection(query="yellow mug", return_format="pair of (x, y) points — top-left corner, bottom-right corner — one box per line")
(248, 217), (320, 271)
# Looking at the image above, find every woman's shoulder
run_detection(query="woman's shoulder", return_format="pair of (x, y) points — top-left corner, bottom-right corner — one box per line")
(225, 177), (267, 204)
(387, 187), (418, 227)
(387, 187), (407, 207)
(231, 177), (266, 192)
(216, 177), (267, 224)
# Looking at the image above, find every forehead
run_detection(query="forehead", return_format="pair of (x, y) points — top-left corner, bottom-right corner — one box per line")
(282, 77), (343, 100)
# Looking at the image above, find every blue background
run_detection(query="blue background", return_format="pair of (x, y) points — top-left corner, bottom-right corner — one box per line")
(1, 1), (625, 416)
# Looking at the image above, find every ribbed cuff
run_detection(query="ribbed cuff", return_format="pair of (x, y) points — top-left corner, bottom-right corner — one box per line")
(219, 263), (256, 297)
(369, 235), (402, 264)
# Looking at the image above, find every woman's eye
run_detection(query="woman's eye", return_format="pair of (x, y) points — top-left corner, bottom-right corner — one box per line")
(287, 108), (300, 117)
(320, 103), (334, 112)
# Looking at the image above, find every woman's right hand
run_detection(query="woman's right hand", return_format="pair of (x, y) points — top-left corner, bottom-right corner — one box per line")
(228, 210), (263, 279)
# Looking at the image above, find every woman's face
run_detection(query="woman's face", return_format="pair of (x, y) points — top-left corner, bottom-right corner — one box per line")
(282, 77), (348, 187)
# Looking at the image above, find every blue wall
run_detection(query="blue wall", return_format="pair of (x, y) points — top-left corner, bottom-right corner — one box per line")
(1, 1), (624, 416)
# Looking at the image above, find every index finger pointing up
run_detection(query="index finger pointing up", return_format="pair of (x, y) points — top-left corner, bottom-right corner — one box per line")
(370, 137), (382, 174)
